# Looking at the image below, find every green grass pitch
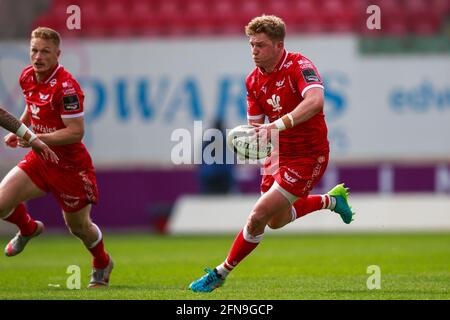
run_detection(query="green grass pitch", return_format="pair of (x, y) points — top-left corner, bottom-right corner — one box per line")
(0, 232), (449, 300)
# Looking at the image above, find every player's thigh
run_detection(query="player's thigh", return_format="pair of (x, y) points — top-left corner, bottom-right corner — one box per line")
(265, 181), (298, 228)
(249, 187), (291, 232)
(0, 166), (46, 215)
(63, 204), (92, 230)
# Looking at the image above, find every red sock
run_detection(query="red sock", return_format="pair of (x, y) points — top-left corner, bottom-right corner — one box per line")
(224, 229), (260, 270)
(3, 203), (37, 236)
(293, 195), (328, 219)
(88, 239), (110, 269)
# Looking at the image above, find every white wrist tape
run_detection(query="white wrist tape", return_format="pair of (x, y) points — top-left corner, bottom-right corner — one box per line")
(274, 113), (295, 131)
(15, 123), (37, 143)
(286, 113), (294, 127)
(28, 131), (37, 143)
(274, 118), (286, 131)
(15, 123), (28, 138)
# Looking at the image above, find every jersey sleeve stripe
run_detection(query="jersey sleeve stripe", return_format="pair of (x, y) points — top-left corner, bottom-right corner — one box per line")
(301, 84), (324, 97)
(61, 112), (84, 119)
(247, 114), (265, 120)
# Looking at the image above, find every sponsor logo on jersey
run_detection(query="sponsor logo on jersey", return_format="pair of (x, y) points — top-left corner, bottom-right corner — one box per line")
(283, 60), (293, 69)
(33, 123), (57, 133)
(60, 193), (80, 208)
(63, 87), (77, 95)
(275, 78), (285, 89)
(29, 103), (40, 119)
(79, 170), (97, 202)
(267, 94), (282, 112)
(283, 171), (298, 184)
(62, 81), (77, 95)
(298, 59), (313, 69)
(301, 68), (320, 83)
(63, 94), (81, 112)
(39, 93), (50, 101)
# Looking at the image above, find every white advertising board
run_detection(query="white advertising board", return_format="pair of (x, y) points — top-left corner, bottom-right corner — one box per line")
(1, 36), (449, 167)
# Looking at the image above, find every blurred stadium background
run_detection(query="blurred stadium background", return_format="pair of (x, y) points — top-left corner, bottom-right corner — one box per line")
(0, 0), (449, 235)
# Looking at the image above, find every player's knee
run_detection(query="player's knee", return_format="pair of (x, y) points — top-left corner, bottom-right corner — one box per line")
(66, 222), (90, 238)
(247, 212), (266, 235)
(0, 208), (11, 219)
(0, 201), (14, 219)
(267, 220), (283, 230)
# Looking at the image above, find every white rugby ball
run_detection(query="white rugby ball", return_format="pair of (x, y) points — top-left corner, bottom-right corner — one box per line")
(226, 125), (272, 160)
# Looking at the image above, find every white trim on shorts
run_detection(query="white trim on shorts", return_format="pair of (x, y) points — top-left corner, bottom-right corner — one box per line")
(269, 180), (299, 204)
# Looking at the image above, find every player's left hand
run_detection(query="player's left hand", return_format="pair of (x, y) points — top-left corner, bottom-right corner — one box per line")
(30, 138), (59, 164)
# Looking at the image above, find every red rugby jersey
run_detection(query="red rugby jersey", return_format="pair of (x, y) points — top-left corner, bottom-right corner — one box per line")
(246, 50), (329, 159)
(19, 64), (92, 166)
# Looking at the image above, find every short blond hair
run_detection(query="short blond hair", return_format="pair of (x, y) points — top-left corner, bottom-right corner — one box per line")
(31, 27), (61, 47)
(245, 15), (286, 42)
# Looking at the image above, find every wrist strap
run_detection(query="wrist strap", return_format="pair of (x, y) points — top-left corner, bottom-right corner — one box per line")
(286, 113), (294, 127)
(28, 132), (37, 143)
(274, 118), (286, 131)
(274, 113), (295, 131)
(16, 123), (37, 143)
(15, 123), (28, 138)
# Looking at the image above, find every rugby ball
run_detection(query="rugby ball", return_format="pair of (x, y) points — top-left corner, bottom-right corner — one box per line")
(226, 125), (272, 160)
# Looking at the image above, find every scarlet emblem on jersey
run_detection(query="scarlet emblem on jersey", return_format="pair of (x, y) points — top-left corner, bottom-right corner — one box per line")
(63, 94), (81, 112)
(267, 94), (282, 112)
(275, 78), (285, 89)
(301, 69), (320, 83)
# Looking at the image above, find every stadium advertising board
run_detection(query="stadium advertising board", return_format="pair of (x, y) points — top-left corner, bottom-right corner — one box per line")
(1, 37), (449, 166)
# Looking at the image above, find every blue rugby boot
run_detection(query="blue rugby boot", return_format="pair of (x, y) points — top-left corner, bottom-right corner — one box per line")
(189, 268), (225, 292)
(327, 183), (354, 224)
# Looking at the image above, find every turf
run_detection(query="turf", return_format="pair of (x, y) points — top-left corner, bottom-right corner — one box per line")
(0, 232), (449, 300)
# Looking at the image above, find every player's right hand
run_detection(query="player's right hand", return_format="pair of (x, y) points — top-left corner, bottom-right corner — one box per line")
(4, 133), (18, 148)
(30, 138), (59, 164)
